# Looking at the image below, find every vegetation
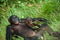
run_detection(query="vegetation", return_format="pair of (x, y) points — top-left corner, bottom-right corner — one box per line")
(0, 0), (60, 40)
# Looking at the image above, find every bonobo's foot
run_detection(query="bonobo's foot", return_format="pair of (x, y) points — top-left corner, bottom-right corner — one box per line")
(54, 37), (60, 40)
(52, 32), (60, 37)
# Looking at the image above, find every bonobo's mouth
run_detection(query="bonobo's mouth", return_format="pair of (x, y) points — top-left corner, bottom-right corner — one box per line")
(15, 21), (19, 24)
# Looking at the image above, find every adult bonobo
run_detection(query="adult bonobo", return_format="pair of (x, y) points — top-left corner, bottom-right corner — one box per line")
(6, 15), (39, 40)
(6, 15), (60, 40)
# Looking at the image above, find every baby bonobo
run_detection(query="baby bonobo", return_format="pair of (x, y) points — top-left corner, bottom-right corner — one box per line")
(6, 15), (39, 40)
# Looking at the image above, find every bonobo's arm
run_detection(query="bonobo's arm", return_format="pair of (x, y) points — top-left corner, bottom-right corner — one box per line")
(19, 18), (48, 23)
(32, 18), (48, 23)
(33, 23), (41, 28)
(6, 25), (12, 40)
(27, 23), (41, 31)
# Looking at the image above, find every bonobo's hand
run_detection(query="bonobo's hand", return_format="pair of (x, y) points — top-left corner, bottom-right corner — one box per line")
(52, 32), (60, 37)
(36, 28), (41, 31)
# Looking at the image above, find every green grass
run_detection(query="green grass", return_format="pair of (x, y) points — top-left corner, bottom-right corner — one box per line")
(0, 0), (60, 40)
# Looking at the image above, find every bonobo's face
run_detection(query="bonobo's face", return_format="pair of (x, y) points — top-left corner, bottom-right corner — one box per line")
(26, 17), (32, 24)
(28, 19), (32, 24)
(12, 17), (19, 24)
(8, 15), (19, 24)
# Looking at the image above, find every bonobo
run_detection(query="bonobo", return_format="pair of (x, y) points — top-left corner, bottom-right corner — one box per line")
(6, 15), (38, 40)
(6, 15), (60, 40)
(19, 17), (48, 30)
(24, 17), (41, 30)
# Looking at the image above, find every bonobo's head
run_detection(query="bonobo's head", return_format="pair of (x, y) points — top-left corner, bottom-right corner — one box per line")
(8, 15), (19, 25)
(26, 17), (33, 24)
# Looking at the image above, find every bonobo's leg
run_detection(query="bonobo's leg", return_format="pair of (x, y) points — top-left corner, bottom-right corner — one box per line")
(42, 24), (60, 36)
(6, 26), (13, 40)
(40, 23), (54, 35)
(39, 23), (60, 36)
(40, 23), (60, 40)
